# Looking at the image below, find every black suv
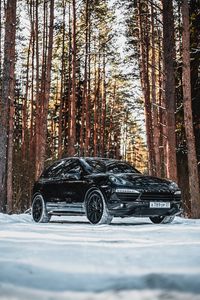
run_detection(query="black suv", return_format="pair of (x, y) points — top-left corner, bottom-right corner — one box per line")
(32, 157), (182, 225)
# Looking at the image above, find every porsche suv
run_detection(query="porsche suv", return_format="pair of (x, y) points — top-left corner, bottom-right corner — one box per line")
(32, 157), (182, 225)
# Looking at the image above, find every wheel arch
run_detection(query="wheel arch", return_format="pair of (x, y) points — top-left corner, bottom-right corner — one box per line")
(32, 192), (45, 204)
(84, 186), (108, 206)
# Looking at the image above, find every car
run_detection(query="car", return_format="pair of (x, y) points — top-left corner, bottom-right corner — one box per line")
(31, 157), (182, 225)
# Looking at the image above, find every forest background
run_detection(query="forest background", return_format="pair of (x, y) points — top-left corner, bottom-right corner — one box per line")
(0, 0), (200, 218)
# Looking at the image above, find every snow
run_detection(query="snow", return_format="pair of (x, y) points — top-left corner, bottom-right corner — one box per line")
(0, 214), (200, 300)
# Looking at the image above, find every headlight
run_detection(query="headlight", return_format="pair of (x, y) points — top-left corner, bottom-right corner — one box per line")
(169, 181), (179, 191)
(115, 188), (140, 194)
(174, 190), (181, 195)
(109, 175), (127, 185)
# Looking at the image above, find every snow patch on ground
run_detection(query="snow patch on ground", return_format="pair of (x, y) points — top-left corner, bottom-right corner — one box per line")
(0, 214), (200, 300)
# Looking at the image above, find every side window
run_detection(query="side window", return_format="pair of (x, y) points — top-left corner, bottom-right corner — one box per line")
(41, 159), (82, 179)
(62, 161), (82, 176)
(42, 160), (66, 178)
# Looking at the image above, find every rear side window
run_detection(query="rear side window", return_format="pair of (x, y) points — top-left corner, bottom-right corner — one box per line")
(41, 160), (66, 178)
(41, 159), (82, 179)
(61, 161), (82, 175)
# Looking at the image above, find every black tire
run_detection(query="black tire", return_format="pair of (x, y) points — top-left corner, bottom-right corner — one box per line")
(85, 190), (113, 225)
(32, 194), (51, 223)
(149, 215), (175, 224)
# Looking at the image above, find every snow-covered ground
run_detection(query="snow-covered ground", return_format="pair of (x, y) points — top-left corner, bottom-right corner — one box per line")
(0, 214), (200, 300)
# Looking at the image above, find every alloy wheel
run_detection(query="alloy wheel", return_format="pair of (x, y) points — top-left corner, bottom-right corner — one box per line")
(87, 193), (104, 224)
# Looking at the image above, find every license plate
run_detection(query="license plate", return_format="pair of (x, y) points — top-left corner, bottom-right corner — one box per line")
(150, 202), (170, 208)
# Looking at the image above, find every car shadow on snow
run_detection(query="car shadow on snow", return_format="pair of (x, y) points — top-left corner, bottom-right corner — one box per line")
(49, 219), (151, 226)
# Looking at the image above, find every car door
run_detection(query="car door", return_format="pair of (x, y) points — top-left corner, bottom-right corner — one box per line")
(58, 160), (88, 205)
(38, 160), (66, 202)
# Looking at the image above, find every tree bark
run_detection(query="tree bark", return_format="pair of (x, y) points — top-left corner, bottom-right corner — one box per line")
(65, 1), (71, 154)
(93, 40), (98, 157)
(0, 0), (2, 106)
(181, 0), (200, 218)
(68, 0), (76, 156)
(35, 0), (54, 179)
(22, 34), (32, 161)
(29, 0), (36, 164)
(151, 3), (161, 177)
(138, 0), (155, 175)
(100, 53), (106, 157)
(0, 0), (17, 212)
(58, 0), (66, 159)
(84, 0), (90, 156)
(162, 0), (177, 182)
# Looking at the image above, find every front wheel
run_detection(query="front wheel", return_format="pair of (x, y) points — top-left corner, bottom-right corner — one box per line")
(32, 194), (51, 223)
(85, 190), (113, 225)
(149, 215), (175, 224)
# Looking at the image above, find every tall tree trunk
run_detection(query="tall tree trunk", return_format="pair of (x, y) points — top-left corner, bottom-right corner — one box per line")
(100, 53), (106, 157)
(29, 0), (35, 164)
(181, 0), (200, 218)
(162, 0), (177, 182)
(157, 29), (165, 178)
(86, 16), (91, 156)
(35, 0), (54, 179)
(80, 0), (90, 156)
(22, 34), (32, 161)
(0, 0), (17, 212)
(0, 0), (2, 106)
(58, 0), (66, 159)
(6, 0), (17, 213)
(68, 0), (76, 156)
(84, 0), (90, 156)
(138, 0), (155, 175)
(151, 3), (161, 177)
(93, 41), (98, 157)
(35, 0), (46, 179)
(96, 47), (101, 156)
(108, 81), (116, 157)
(65, 1), (71, 153)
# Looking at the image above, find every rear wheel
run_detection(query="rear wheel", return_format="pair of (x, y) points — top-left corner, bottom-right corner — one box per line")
(149, 215), (175, 224)
(32, 194), (51, 223)
(85, 190), (113, 225)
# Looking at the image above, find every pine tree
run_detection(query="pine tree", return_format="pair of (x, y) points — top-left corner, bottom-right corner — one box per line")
(181, 0), (200, 218)
(162, 0), (177, 182)
(0, 0), (17, 213)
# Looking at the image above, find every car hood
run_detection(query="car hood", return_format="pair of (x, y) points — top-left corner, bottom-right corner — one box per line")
(113, 173), (174, 192)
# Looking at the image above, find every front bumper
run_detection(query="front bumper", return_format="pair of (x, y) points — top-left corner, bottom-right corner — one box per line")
(107, 189), (182, 217)
(108, 201), (182, 217)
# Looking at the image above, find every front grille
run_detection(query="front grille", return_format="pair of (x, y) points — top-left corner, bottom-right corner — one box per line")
(140, 192), (174, 202)
(116, 193), (139, 202)
(116, 191), (181, 203)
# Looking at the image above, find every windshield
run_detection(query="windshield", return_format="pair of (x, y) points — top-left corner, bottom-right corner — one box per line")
(85, 159), (140, 174)
(85, 159), (106, 173)
(107, 163), (140, 174)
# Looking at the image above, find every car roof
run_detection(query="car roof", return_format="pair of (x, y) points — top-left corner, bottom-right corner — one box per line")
(51, 157), (128, 167)
(83, 157), (134, 167)
(84, 157), (119, 164)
